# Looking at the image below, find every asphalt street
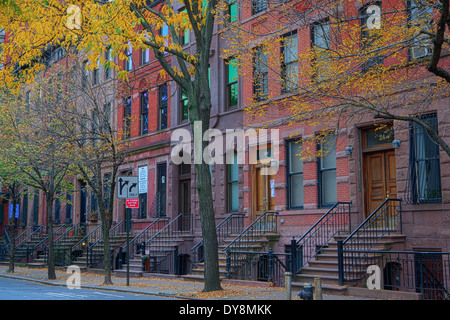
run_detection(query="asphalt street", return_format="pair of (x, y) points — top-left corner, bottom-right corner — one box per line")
(0, 277), (174, 300)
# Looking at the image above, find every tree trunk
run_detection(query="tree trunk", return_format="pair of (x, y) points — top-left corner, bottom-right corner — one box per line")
(193, 91), (222, 292)
(196, 161), (222, 292)
(46, 193), (56, 280)
(7, 201), (17, 273)
(102, 218), (113, 285)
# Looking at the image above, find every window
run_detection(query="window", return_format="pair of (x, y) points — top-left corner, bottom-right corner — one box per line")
(140, 91), (149, 135)
(141, 47), (150, 65)
(161, 24), (169, 55)
(82, 60), (89, 88)
(105, 48), (112, 79)
(93, 59), (100, 85)
(226, 58), (238, 109)
(21, 194), (28, 226)
(228, 0), (237, 22)
(287, 139), (303, 209)
(228, 152), (239, 212)
(318, 133), (337, 207)
(159, 84), (168, 130)
(139, 193), (147, 219)
(180, 87), (189, 122)
(409, 113), (441, 203)
(65, 193), (72, 224)
(125, 43), (133, 71)
(123, 97), (132, 138)
(253, 46), (268, 102)
(407, 0), (433, 60)
(311, 19), (330, 80)
(252, 0), (267, 15)
(281, 32), (298, 93)
(179, 9), (190, 46)
(360, 3), (383, 72)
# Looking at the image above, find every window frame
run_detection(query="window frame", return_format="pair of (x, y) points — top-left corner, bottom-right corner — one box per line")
(409, 113), (442, 204)
(317, 132), (337, 208)
(227, 151), (239, 212)
(252, 45), (268, 102)
(286, 138), (304, 210)
(158, 83), (168, 130)
(123, 96), (132, 139)
(226, 58), (238, 109)
(281, 31), (299, 93)
(140, 91), (149, 135)
(360, 2), (384, 72)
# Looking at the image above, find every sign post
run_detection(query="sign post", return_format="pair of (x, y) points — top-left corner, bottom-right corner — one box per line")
(117, 176), (139, 286)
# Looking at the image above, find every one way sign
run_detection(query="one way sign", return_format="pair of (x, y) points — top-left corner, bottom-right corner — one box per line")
(117, 176), (139, 199)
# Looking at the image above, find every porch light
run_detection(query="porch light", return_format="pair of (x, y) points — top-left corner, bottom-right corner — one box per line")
(345, 146), (353, 155)
(393, 139), (401, 149)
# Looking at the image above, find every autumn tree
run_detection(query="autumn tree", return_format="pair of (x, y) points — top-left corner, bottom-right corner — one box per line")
(0, 0), (225, 291)
(0, 104), (28, 273)
(50, 51), (128, 285)
(0, 70), (75, 280)
(220, 0), (449, 155)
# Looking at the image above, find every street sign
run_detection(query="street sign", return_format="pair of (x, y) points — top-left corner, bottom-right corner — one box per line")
(117, 176), (139, 199)
(126, 198), (139, 208)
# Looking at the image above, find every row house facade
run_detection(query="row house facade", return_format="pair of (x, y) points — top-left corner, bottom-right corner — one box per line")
(1, 0), (449, 298)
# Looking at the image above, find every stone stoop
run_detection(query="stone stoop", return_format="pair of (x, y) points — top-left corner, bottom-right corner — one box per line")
(293, 233), (407, 297)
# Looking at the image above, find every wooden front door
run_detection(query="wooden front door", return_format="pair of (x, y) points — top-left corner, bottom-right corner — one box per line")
(253, 164), (275, 220)
(363, 149), (397, 217)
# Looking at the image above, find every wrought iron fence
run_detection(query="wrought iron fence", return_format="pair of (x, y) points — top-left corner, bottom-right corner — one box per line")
(88, 220), (127, 268)
(339, 250), (450, 300)
(223, 211), (278, 254)
(295, 202), (351, 274)
(338, 198), (402, 284)
(190, 213), (244, 271)
(226, 249), (290, 286)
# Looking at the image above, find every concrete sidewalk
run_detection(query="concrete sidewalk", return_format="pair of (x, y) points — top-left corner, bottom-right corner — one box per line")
(0, 265), (371, 300)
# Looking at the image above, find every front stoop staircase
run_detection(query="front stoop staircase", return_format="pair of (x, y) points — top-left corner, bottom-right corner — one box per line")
(292, 231), (406, 295)
(183, 211), (279, 282)
(115, 214), (194, 278)
(292, 199), (407, 296)
(185, 232), (279, 282)
(1, 225), (48, 265)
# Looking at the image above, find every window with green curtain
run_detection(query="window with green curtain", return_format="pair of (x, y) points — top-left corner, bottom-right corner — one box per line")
(228, 152), (239, 212)
(227, 58), (238, 109)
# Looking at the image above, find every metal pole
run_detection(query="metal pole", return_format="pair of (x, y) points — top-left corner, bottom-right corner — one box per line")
(337, 240), (344, 286)
(126, 209), (130, 286)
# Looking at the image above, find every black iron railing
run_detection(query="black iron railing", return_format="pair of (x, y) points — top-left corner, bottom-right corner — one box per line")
(42, 223), (86, 266)
(0, 227), (10, 261)
(15, 225), (44, 252)
(295, 202), (351, 274)
(223, 211), (278, 254)
(115, 216), (170, 269)
(143, 213), (187, 274)
(190, 213), (244, 270)
(338, 250), (450, 300)
(88, 220), (127, 268)
(226, 249), (289, 286)
(70, 224), (100, 264)
(26, 224), (68, 264)
(338, 198), (402, 285)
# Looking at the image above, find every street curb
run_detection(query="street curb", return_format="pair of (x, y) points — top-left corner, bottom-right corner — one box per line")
(0, 273), (198, 300)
